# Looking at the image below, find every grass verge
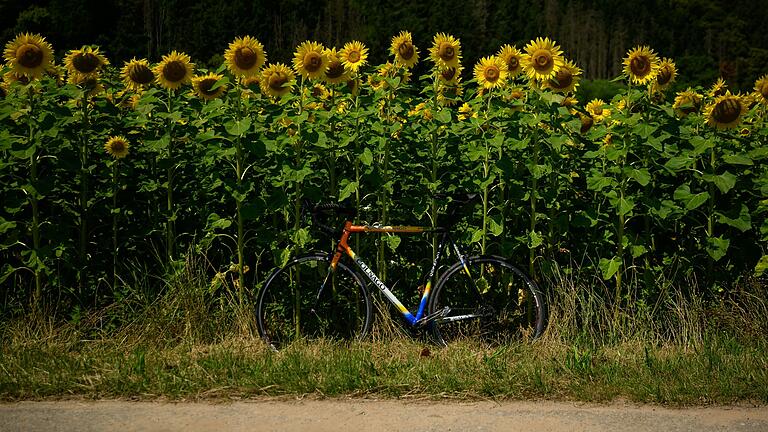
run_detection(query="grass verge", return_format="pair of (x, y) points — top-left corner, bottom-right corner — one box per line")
(1, 335), (766, 404)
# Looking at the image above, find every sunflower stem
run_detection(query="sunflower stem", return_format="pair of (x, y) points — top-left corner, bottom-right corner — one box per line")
(166, 88), (175, 262)
(430, 71), (440, 261)
(529, 126), (539, 280)
(27, 88), (42, 314)
(235, 85), (246, 308)
(78, 92), (90, 303)
(112, 160), (119, 290)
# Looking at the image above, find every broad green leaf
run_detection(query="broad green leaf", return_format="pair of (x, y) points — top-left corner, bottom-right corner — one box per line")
(338, 181), (358, 201)
(664, 156), (692, 171)
(631, 245), (647, 258)
(673, 185), (709, 210)
(717, 205), (752, 232)
(359, 148), (373, 166)
(529, 231), (543, 248)
(435, 108), (452, 123)
(384, 235), (401, 251)
(225, 118), (252, 137)
(755, 255), (768, 277)
(470, 229), (484, 244)
(627, 168), (651, 186)
(722, 153), (753, 166)
(599, 256), (622, 280)
(618, 196), (635, 216)
(587, 174), (616, 191)
(706, 236), (730, 261)
(489, 216), (503, 236)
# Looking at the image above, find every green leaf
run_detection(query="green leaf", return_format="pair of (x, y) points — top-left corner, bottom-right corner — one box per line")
(489, 216), (503, 236)
(435, 108), (452, 123)
(470, 229), (484, 244)
(713, 171), (737, 194)
(673, 185), (709, 210)
(706, 236), (730, 262)
(586, 174), (616, 191)
(633, 123), (657, 139)
(339, 181), (358, 201)
(529, 231), (543, 248)
(717, 205), (752, 232)
(754, 255), (768, 277)
(384, 235), (401, 251)
(664, 156), (692, 171)
(627, 168), (651, 186)
(722, 153), (753, 166)
(631, 245), (647, 258)
(359, 148), (373, 166)
(598, 256), (622, 280)
(618, 196), (635, 216)
(0, 217), (16, 234)
(225, 118), (252, 136)
(208, 76), (230, 91)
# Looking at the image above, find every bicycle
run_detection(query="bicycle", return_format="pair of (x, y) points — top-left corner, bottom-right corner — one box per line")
(256, 193), (547, 350)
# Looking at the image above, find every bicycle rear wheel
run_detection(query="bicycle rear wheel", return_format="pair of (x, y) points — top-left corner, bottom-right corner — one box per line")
(428, 255), (547, 346)
(256, 253), (372, 350)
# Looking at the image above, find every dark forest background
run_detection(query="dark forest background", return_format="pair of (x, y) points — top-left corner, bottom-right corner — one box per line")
(2, 0), (768, 91)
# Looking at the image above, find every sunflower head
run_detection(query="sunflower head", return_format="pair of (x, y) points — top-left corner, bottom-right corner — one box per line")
(3, 33), (54, 80)
(754, 74), (768, 106)
(339, 41), (368, 73)
(154, 51), (194, 90)
(623, 46), (659, 85)
(497, 44), (524, 78)
(323, 48), (350, 85)
(654, 58), (676, 90)
(579, 113), (594, 133)
(429, 33), (461, 70)
(544, 59), (581, 93)
(673, 88), (703, 117)
(121, 58), (155, 91)
(522, 37), (565, 81)
(192, 73), (226, 100)
(105, 136), (130, 159)
(224, 36), (266, 77)
(293, 41), (328, 80)
(391, 31), (419, 68)
(260, 63), (295, 98)
(709, 77), (728, 98)
(704, 91), (747, 130)
(439, 65), (462, 86)
(437, 83), (463, 107)
(346, 78), (360, 96)
(586, 99), (611, 123)
(474, 56), (508, 90)
(64, 46), (108, 81)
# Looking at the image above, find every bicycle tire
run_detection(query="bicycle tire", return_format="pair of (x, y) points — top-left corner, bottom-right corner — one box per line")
(256, 253), (372, 350)
(428, 255), (547, 346)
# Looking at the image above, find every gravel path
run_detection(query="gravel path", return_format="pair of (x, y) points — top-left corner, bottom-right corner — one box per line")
(1, 399), (767, 431)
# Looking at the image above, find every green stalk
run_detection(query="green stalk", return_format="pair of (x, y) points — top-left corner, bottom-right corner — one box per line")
(430, 73), (440, 260)
(329, 88), (337, 198)
(112, 160), (119, 290)
(615, 170), (626, 315)
(235, 87), (246, 307)
(529, 128), (539, 279)
(165, 88), (176, 261)
(352, 80), (362, 253)
(707, 144), (716, 282)
(378, 89), (393, 282)
(78, 94), (90, 298)
(27, 89), (42, 313)
(294, 78), (306, 338)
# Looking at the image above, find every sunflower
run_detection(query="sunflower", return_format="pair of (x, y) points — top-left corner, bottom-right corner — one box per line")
(310, 83), (330, 100)
(3, 33), (54, 80)
(390, 31), (419, 68)
(473, 56), (507, 90)
(654, 58), (676, 90)
(346, 78), (360, 96)
(260, 63), (295, 98)
(704, 92), (747, 129)
(709, 77), (728, 98)
(458, 102), (476, 121)
(105, 136), (130, 159)
(0, 82), (7, 99)
(429, 33), (461, 70)
(293, 41), (328, 81)
(121, 58), (155, 91)
(438, 65), (462, 86)
(192, 73), (226, 100)
(754, 75), (768, 106)
(3, 71), (30, 85)
(496, 44), (524, 78)
(339, 41), (368, 73)
(672, 88), (703, 117)
(623, 46), (659, 85)
(579, 113), (594, 133)
(68, 74), (104, 96)
(154, 51), (194, 90)
(323, 48), (350, 85)
(224, 36), (266, 78)
(586, 99), (611, 123)
(522, 37), (564, 82)
(64, 46), (108, 81)
(543, 59), (581, 93)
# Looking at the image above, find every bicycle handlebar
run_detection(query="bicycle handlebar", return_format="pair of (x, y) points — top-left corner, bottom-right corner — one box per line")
(310, 202), (356, 236)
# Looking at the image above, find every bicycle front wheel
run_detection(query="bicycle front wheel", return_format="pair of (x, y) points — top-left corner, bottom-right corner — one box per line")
(256, 253), (372, 350)
(429, 255), (547, 346)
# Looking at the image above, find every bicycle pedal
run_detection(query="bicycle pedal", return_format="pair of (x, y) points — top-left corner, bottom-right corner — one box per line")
(416, 306), (451, 327)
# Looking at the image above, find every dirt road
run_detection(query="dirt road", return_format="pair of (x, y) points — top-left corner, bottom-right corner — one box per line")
(1, 399), (766, 431)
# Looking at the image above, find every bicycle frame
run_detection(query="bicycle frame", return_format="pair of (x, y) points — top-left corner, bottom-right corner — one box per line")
(323, 221), (472, 326)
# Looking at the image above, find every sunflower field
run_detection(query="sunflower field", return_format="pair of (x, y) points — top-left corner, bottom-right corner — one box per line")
(1, 31), (767, 324)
